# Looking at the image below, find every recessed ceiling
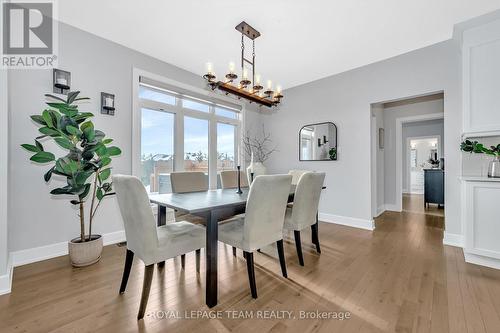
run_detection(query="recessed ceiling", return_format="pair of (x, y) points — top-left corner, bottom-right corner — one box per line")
(58, 0), (500, 89)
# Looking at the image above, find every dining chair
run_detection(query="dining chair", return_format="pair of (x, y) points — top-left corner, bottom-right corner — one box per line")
(283, 172), (325, 266)
(170, 171), (208, 193)
(220, 170), (249, 189)
(288, 169), (311, 185)
(218, 174), (292, 298)
(113, 175), (206, 320)
(169, 171), (208, 266)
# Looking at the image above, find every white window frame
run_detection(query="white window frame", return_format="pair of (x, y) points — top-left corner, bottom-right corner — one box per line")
(132, 68), (245, 190)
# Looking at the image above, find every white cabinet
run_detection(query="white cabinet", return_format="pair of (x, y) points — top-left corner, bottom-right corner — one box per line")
(462, 179), (500, 269)
(462, 18), (500, 135)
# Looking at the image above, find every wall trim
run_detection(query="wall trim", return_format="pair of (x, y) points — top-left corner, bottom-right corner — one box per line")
(464, 252), (500, 270)
(384, 204), (402, 212)
(0, 230), (126, 295)
(443, 232), (464, 248)
(0, 256), (13, 296)
(319, 213), (375, 231)
(375, 205), (386, 217)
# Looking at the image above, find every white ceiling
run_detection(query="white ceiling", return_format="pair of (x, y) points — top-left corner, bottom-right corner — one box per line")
(58, 0), (500, 89)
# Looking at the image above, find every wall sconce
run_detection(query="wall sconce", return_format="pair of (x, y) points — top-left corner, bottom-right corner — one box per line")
(53, 69), (70, 95)
(101, 92), (115, 115)
(318, 135), (329, 147)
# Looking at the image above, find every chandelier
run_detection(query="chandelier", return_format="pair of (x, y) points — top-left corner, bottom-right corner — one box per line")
(203, 21), (283, 108)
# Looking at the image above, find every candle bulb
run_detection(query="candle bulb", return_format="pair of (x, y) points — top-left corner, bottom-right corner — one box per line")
(267, 80), (272, 90)
(243, 68), (248, 79)
(229, 62), (235, 74)
(206, 62), (214, 74)
(255, 74), (261, 84)
(276, 85), (282, 94)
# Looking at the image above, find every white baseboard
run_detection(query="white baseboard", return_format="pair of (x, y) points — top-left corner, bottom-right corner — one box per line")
(464, 253), (500, 270)
(375, 205), (386, 217)
(384, 204), (402, 212)
(1, 230), (126, 295)
(0, 256), (13, 295)
(443, 232), (464, 248)
(319, 213), (375, 231)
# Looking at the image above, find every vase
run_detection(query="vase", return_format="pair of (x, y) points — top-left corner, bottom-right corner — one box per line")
(488, 156), (500, 178)
(68, 234), (103, 267)
(246, 152), (267, 184)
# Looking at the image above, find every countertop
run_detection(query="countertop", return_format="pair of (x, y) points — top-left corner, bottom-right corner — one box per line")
(460, 176), (500, 182)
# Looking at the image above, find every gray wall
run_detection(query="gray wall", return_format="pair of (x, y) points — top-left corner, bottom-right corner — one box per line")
(383, 99), (444, 206)
(263, 40), (461, 234)
(402, 119), (445, 191)
(7, 22), (261, 252)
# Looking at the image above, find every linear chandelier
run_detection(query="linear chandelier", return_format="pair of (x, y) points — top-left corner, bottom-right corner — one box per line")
(203, 21), (283, 108)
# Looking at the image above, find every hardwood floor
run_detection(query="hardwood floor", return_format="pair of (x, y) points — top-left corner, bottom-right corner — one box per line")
(1, 197), (500, 332)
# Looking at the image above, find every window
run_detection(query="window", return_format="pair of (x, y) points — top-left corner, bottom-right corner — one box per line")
(215, 106), (238, 119)
(136, 77), (242, 190)
(141, 108), (175, 193)
(182, 98), (209, 113)
(184, 116), (209, 172)
(139, 85), (175, 105)
(217, 123), (236, 171)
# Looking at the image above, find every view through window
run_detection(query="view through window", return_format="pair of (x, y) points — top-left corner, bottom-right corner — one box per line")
(138, 81), (241, 193)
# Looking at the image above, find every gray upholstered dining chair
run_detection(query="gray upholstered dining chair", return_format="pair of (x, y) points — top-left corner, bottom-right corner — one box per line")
(113, 175), (205, 320)
(170, 171), (208, 193)
(220, 170), (249, 189)
(169, 171), (208, 266)
(283, 172), (325, 266)
(218, 174), (292, 298)
(288, 169), (311, 185)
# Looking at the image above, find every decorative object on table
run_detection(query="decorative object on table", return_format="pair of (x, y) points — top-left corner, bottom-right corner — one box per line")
(378, 128), (385, 149)
(53, 69), (71, 95)
(236, 165), (243, 194)
(299, 122), (338, 161)
(202, 21), (283, 108)
(460, 140), (500, 178)
(243, 125), (277, 182)
(101, 92), (115, 115)
(21, 90), (122, 266)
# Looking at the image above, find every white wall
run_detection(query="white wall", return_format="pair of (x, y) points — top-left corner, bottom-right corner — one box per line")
(0, 69), (9, 283)
(7, 22), (261, 253)
(383, 99), (444, 208)
(402, 118), (444, 192)
(263, 41), (461, 234)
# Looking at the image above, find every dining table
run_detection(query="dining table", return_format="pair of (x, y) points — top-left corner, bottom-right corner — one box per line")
(149, 185), (324, 308)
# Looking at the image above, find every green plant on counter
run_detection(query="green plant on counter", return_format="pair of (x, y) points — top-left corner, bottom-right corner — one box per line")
(21, 91), (122, 242)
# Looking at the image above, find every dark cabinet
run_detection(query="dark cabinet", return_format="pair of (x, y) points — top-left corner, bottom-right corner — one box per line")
(424, 169), (444, 208)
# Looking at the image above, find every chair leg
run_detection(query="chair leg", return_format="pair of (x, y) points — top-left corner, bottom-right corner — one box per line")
(181, 254), (186, 269)
(276, 240), (288, 278)
(243, 251), (247, 259)
(244, 251), (257, 298)
(195, 249), (201, 273)
(157, 261), (165, 269)
(311, 223), (321, 254)
(232, 247), (237, 257)
(119, 249), (134, 294)
(294, 230), (304, 266)
(137, 264), (154, 320)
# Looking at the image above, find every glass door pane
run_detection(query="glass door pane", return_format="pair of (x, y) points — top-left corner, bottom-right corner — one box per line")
(184, 116), (209, 173)
(217, 122), (236, 171)
(141, 108), (175, 193)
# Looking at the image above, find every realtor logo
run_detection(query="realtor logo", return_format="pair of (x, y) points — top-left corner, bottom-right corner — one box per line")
(1, 1), (57, 68)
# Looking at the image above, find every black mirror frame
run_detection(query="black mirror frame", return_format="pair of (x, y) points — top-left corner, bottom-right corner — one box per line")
(299, 122), (338, 161)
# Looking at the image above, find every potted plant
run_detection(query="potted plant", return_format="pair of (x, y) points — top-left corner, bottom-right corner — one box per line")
(21, 91), (122, 266)
(461, 140), (500, 178)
